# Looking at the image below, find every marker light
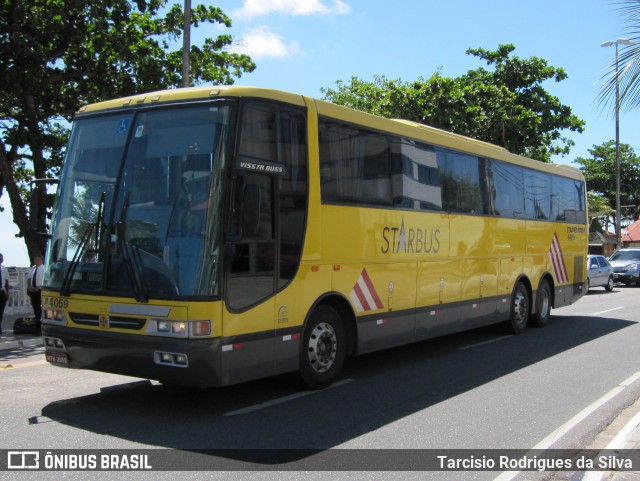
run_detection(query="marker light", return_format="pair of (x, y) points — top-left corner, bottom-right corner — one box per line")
(190, 321), (211, 337)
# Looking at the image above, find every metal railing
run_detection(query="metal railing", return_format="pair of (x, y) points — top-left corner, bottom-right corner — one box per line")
(6, 267), (35, 316)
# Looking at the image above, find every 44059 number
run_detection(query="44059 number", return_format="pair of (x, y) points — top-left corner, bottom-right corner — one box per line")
(43, 296), (69, 310)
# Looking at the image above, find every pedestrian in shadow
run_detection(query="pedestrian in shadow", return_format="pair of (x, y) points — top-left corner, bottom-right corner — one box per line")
(27, 254), (44, 335)
(0, 253), (9, 334)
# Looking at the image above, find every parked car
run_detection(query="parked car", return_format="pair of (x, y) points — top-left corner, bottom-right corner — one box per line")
(608, 248), (640, 286)
(587, 255), (614, 291)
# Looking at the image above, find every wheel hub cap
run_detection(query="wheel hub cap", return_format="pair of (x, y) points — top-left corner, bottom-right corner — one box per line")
(307, 322), (337, 373)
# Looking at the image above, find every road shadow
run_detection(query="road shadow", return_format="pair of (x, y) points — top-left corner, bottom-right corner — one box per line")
(40, 313), (635, 468)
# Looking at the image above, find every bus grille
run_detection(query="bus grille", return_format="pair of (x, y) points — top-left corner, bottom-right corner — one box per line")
(69, 313), (146, 330)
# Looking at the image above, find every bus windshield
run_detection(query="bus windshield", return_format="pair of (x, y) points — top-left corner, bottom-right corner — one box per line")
(45, 103), (232, 299)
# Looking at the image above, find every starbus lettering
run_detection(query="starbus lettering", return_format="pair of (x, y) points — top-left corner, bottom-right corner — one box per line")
(381, 218), (440, 255)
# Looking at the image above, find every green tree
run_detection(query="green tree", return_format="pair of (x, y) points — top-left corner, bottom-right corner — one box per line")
(0, 0), (255, 261)
(587, 191), (613, 233)
(574, 141), (640, 234)
(322, 44), (584, 162)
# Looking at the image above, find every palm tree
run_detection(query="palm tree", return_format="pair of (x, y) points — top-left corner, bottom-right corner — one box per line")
(599, 0), (640, 112)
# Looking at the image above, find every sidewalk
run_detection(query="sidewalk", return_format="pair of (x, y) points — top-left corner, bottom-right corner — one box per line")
(0, 307), (43, 350)
(603, 397), (640, 481)
(0, 311), (44, 368)
(580, 397), (640, 481)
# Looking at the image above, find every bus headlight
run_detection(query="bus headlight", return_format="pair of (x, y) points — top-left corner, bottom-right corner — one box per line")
(157, 321), (186, 334)
(43, 308), (67, 325)
(147, 320), (211, 338)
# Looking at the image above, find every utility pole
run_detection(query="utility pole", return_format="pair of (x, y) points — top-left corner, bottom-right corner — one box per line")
(182, 0), (191, 87)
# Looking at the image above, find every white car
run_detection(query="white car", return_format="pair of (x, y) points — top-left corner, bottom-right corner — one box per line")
(608, 248), (640, 286)
(587, 255), (614, 291)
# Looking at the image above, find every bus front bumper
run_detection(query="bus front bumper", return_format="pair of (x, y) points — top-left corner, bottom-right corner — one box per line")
(42, 324), (223, 388)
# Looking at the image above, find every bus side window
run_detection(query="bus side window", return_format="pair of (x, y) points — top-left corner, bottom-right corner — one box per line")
(438, 150), (485, 214)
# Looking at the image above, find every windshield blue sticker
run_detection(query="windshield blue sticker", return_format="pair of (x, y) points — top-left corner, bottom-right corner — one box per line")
(116, 118), (130, 134)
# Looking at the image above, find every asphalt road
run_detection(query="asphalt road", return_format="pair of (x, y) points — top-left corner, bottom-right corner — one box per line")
(1, 285), (640, 481)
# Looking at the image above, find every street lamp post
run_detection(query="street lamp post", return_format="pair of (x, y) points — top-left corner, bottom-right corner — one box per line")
(601, 38), (635, 249)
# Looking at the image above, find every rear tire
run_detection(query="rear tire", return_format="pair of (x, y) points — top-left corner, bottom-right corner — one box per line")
(532, 280), (551, 328)
(504, 282), (529, 334)
(299, 305), (346, 389)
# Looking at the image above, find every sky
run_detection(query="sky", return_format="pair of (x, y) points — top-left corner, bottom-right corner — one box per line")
(1, 0), (639, 267)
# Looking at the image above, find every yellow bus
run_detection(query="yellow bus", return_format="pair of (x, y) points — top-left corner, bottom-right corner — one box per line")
(41, 86), (588, 388)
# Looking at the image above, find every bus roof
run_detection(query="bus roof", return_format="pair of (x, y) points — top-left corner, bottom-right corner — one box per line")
(77, 85), (307, 113)
(76, 85), (584, 182)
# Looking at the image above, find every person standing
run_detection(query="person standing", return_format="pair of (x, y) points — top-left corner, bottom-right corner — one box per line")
(0, 253), (9, 334)
(27, 254), (44, 334)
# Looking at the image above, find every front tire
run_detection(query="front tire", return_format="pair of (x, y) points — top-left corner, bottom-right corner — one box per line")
(299, 305), (346, 389)
(505, 282), (529, 334)
(605, 276), (614, 292)
(532, 280), (551, 328)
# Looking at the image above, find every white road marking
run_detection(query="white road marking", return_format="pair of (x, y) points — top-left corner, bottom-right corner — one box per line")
(458, 336), (513, 351)
(588, 307), (625, 317)
(493, 371), (640, 481)
(224, 378), (354, 416)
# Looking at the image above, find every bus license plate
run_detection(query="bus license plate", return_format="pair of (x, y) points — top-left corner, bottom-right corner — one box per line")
(45, 351), (69, 366)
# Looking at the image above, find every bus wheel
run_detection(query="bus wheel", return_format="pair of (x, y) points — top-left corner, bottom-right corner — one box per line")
(299, 305), (346, 389)
(505, 282), (529, 334)
(532, 280), (551, 328)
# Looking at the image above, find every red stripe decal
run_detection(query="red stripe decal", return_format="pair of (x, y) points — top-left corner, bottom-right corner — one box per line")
(352, 281), (372, 311)
(360, 269), (384, 309)
(549, 233), (569, 283)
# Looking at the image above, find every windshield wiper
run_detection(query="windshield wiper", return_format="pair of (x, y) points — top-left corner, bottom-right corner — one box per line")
(61, 193), (106, 297)
(116, 191), (148, 303)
